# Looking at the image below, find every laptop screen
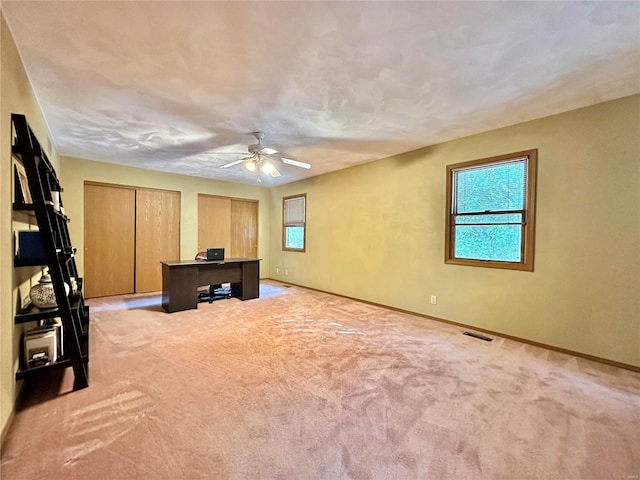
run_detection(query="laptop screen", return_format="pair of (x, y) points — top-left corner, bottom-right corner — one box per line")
(206, 248), (225, 261)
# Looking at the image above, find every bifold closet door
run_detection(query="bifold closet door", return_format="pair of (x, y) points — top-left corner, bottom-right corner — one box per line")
(198, 195), (231, 253)
(198, 195), (258, 258)
(84, 184), (135, 298)
(230, 200), (258, 258)
(135, 189), (181, 293)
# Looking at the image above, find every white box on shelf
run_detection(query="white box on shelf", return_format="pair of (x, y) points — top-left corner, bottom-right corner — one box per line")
(24, 326), (58, 367)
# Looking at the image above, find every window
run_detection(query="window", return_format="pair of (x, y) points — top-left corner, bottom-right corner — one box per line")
(445, 149), (537, 271)
(283, 194), (306, 251)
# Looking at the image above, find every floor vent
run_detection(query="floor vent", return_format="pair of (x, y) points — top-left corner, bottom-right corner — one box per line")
(463, 331), (493, 342)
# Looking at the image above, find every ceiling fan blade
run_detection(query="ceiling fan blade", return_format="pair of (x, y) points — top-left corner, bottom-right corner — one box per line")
(269, 165), (281, 177)
(220, 158), (247, 168)
(214, 151), (253, 155)
(281, 157), (311, 169)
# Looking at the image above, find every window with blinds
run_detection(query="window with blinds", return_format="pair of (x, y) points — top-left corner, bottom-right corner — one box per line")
(283, 194), (306, 251)
(445, 150), (537, 271)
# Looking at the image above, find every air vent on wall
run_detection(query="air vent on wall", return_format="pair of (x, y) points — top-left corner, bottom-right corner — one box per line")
(463, 331), (493, 342)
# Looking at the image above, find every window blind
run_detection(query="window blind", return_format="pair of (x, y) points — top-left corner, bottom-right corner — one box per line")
(284, 196), (305, 224)
(454, 158), (527, 214)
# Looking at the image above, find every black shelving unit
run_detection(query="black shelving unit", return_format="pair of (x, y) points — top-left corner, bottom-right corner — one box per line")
(11, 113), (89, 390)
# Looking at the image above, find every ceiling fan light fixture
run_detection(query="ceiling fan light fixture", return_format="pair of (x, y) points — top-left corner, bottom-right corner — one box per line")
(261, 147), (278, 155)
(261, 161), (274, 175)
(245, 159), (257, 172)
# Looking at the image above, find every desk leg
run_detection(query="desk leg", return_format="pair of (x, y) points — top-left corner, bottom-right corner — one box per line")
(162, 265), (199, 312)
(236, 261), (259, 300)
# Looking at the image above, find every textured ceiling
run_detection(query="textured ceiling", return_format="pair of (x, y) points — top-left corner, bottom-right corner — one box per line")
(3, 1), (639, 186)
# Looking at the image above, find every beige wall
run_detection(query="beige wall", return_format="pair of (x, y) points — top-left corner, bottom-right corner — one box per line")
(59, 156), (271, 278)
(1, 12), (60, 435)
(269, 95), (640, 367)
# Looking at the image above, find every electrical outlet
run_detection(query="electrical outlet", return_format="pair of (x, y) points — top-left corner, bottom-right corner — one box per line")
(285, 269), (289, 276)
(430, 295), (437, 305)
(276, 267), (280, 274)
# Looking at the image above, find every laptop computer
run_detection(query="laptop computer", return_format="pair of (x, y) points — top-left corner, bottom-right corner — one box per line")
(206, 248), (225, 262)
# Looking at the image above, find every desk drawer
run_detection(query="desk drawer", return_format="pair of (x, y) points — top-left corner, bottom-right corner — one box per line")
(197, 263), (242, 285)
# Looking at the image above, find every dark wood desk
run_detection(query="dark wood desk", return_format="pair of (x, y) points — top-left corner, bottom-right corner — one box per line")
(161, 258), (260, 313)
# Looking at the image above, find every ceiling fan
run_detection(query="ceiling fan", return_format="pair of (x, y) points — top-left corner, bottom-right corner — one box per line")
(218, 132), (311, 182)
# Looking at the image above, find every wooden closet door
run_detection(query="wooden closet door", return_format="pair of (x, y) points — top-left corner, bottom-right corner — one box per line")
(135, 189), (181, 293)
(198, 195), (231, 253)
(84, 184), (135, 298)
(230, 199), (258, 258)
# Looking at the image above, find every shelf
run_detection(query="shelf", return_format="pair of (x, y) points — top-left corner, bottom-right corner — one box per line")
(15, 299), (81, 324)
(14, 201), (69, 221)
(13, 202), (35, 213)
(16, 319), (89, 380)
(15, 349), (88, 381)
(15, 357), (73, 379)
(14, 258), (46, 268)
(12, 113), (89, 391)
(15, 303), (59, 323)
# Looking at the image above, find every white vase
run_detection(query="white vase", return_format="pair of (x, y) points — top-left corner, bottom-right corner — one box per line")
(30, 273), (69, 309)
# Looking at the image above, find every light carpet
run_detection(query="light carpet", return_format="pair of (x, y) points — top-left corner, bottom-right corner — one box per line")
(1, 281), (639, 479)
